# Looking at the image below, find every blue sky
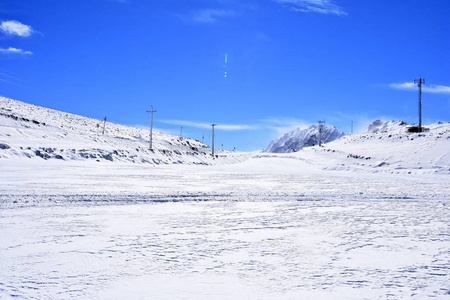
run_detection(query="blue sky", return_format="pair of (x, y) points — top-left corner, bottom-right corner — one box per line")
(1, 0), (449, 151)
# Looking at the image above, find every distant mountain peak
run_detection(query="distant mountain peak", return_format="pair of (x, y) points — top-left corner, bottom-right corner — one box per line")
(263, 124), (345, 153)
(364, 120), (408, 134)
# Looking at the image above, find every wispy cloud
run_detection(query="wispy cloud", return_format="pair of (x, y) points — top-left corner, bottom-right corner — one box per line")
(332, 112), (403, 134)
(189, 9), (235, 24)
(389, 82), (450, 94)
(161, 119), (256, 131)
(161, 118), (310, 134)
(260, 117), (310, 135)
(273, 0), (347, 16)
(0, 47), (33, 55)
(0, 20), (33, 37)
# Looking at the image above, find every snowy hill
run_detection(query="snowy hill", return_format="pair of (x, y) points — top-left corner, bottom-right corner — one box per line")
(253, 120), (450, 175)
(263, 124), (345, 153)
(0, 96), (250, 165)
(1, 101), (449, 300)
(1, 96), (449, 174)
(364, 119), (409, 134)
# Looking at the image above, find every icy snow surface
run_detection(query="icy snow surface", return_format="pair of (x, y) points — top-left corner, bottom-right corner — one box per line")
(1, 97), (450, 299)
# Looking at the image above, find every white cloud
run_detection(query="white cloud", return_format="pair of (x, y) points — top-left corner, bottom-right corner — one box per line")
(161, 118), (314, 135)
(333, 112), (402, 134)
(0, 47), (33, 55)
(0, 20), (33, 37)
(161, 119), (256, 131)
(424, 85), (450, 94)
(389, 82), (415, 91)
(260, 117), (310, 135)
(218, 124), (256, 130)
(191, 9), (235, 23)
(273, 0), (347, 16)
(390, 82), (450, 94)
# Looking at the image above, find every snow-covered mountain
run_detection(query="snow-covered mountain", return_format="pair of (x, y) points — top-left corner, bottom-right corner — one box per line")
(365, 119), (409, 134)
(263, 124), (345, 153)
(254, 119), (450, 175)
(0, 96), (250, 165)
(1, 96), (449, 175)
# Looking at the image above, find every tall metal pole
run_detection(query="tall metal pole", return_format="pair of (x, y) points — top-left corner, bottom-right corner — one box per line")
(146, 106), (157, 150)
(102, 117), (107, 135)
(414, 78), (425, 132)
(180, 126), (183, 138)
(210, 124), (217, 157)
(317, 120), (325, 147)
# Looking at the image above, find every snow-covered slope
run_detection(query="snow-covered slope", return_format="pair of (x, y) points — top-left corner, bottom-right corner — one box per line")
(1, 96), (449, 174)
(255, 120), (450, 175)
(0, 96), (250, 165)
(263, 124), (345, 153)
(1, 104), (449, 300)
(364, 119), (408, 134)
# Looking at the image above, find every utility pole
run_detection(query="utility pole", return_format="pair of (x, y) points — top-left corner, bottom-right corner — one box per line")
(414, 78), (425, 132)
(317, 120), (325, 147)
(102, 117), (107, 135)
(180, 126), (183, 138)
(146, 106), (157, 150)
(210, 124), (217, 158)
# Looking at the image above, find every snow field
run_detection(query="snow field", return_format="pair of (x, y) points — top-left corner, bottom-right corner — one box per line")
(1, 97), (450, 299)
(1, 158), (449, 299)
(1, 198), (449, 299)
